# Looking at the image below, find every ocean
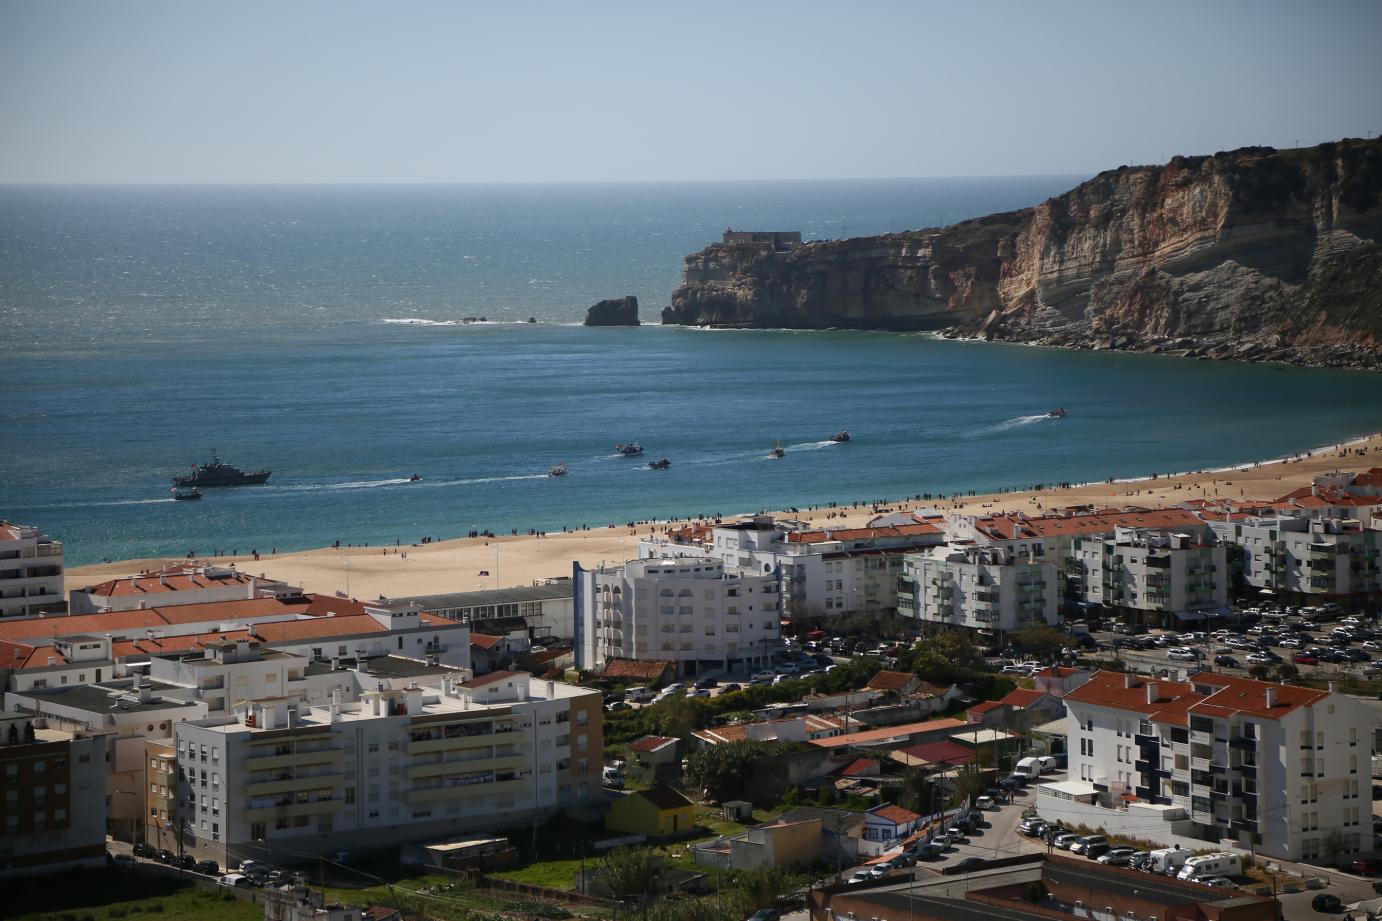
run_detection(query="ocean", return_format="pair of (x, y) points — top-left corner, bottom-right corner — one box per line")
(3, 179), (1382, 566)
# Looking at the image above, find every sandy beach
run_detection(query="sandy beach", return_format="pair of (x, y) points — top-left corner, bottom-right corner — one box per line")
(64, 432), (1382, 600)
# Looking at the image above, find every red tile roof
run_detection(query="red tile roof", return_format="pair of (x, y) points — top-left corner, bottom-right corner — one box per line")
(627, 735), (678, 753)
(973, 508), (1204, 541)
(470, 633), (505, 650)
(1065, 670), (1330, 726)
(0, 598), (310, 643)
(458, 670), (522, 690)
(1036, 667), (1081, 678)
(1000, 688), (1047, 708)
(836, 757), (879, 777)
(809, 718), (966, 749)
(894, 739), (976, 767)
(83, 565), (258, 597)
(866, 669), (917, 691)
(967, 700), (1006, 716)
(869, 804), (921, 826)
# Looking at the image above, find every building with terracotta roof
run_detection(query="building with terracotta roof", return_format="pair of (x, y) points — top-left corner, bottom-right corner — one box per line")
(639, 514), (944, 618)
(864, 668), (920, 696)
(807, 717), (967, 751)
(1062, 669), (1373, 860)
(898, 545), (1057, 636)
(69, 562), (299, 614)
(1206, 513), (1381, 598)
(575, 558), (779, 677)
(860, 802), (923, 855)
(0, 520), (65, 618)
(625, 734), (680, 784)
(1069, 526), (1228, 624)
(1033, 665), (1091, 698)
(175, 671), (602, 866)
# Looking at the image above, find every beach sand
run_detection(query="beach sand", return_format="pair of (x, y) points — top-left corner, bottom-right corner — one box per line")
(65, 432), (1382, 600)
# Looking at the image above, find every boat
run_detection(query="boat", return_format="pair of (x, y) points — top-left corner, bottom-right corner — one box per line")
(548, 462), (568, 477)
(615, 442), (644, 457)
(648, 458), (671, 470)
(171, 449), (271, 487)
(1046, 408), (1067, 418)
(770, 440), (785, 459)
(170, 486), (201, 501)
(831, 430), (850, 443)
(408, 474), (422, 482)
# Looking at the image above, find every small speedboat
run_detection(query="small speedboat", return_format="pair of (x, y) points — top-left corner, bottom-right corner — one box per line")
(1046, 408), (1067, 418)
(648, 458), (671, 470)
(171, 486), (202, 501)
(831, 430), (850, 443)
(770, 440), (785, 459)
(615, 442), (644, 457)
(548, 462), (568, 477)
(408, 474), (422, 482)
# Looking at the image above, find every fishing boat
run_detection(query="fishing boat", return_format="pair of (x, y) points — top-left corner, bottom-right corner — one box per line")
(831, 430), (850, 443)
(171, 448), (271, 487)
(615, 442), (644, 457)
(770, 440), (785, 459)
(548, 462), (568, 477)
(170, 486), (202, 501)
(648, 458), (671, 470)
(1046, 408), (1067, 418)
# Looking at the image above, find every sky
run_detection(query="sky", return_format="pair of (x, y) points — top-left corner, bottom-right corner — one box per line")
(1, 0), (1380, 184)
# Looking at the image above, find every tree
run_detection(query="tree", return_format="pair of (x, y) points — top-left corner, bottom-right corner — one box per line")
(1321, 828), (1345, 867)
(906, 630), (985, 685)
(947, 762), (988, 810)
(684, 739), (797, 802)
(594, 845), (663, 909)
(1014, 624), (1067, 662)
(1275, 662), (1300, 682)
(899, 767), (941, 816)
(1248, 664), (1271, 681)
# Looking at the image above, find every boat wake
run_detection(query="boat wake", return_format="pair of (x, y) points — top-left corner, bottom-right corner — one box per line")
(429, 473), (550, 487)
(271, 478), (418, 492)
(379, 317), (535, 327)
(789, 440), (840, 451)
(979, 414), (1054, 434)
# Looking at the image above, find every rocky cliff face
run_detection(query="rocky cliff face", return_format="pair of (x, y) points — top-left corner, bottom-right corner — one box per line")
(664, 139), (1382, 368)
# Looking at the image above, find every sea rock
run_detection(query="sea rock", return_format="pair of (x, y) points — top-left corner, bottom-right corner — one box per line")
(584, 296), (640, 326)
(663, 138), (1382, 369)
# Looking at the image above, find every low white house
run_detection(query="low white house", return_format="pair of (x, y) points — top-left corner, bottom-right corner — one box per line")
(858, 803), (923, 856)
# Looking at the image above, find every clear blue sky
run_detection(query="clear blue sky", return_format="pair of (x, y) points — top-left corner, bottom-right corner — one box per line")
(2, 0), (1380, 183)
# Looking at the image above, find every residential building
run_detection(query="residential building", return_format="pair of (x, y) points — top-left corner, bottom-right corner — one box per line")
(0, 520), (64, 618)
(642, 515), (945, 617)
(1063, 670), (1375, 860)
(69, 562), (297, 614)
(859, 803), (922, 856)
(898, 546), (1058, 635)
(1033, 666), (1091, 698)
(0, 710), (106, 877)
(691, 715), (842, 748)
(174, 671), (602, 866)
(773, 805), (866, 867)
(397, 582), (576, 644)
(144, 739), (178, 850)
(1070, 527), (1228, 623)
(1207, 514), (1381, 598)
(693, 816), (822, 870)
(605, 786), (694, 837)
(574, 558), (780, 676)
(624, 734), (680, 785)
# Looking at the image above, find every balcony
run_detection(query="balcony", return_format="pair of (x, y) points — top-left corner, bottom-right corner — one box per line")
(244, 773), (344, 797)
(244, 748), (342, 771)
(1172, 767), (1191, 783)
(244, 797), (340, 820)
(1190, 730), (1212, 746)
(406, 753), (527, 780)
(1238, 764), (1256, 781)
(1229, 736), (1256, 752)
(404, 777), (527, 804)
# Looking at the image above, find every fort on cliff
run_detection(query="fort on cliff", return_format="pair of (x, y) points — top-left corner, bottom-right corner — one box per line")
(663, 139), (1382, 369)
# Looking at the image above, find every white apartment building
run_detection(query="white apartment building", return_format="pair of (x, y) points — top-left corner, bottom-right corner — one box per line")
(897, 546), (1057, 635)
(1207, 515), (1382, 598)
(1071, 528), (1228, 623)
(1064, 670), (1375, 861)
(0, 521), (65, 618)
(69, 562), (298, 614)
(399, 583), (576, 644)
(574, 558), (780, 676)
(173, 671), (602, 866)
(641, 516), (944, 618)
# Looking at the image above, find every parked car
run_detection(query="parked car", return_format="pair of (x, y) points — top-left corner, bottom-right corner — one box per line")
(1083, 842), (1111, 860)
(173, 853), (197, 870)
(749, 671), (775, 684)
(196, 859), (221, 875)
(719, 682), (742, 693)
(930, 833), (953, 849)
(1070, 835), (1107, 855)
(954, 856), (987, 871)
(133, 842), (156, 858)
(913, 843), (944, 860)
(155, 848), (176, 863)
(1127, 851), (1150, 870)
(1195, 876), (1237, 889)
(1053, 833), (1082, 850)
(1311, 892), (1342, 912)
(1097, 847), (1137, 865)
(846, 870), (872, 886)
(1294, 652), (1319, 665)
(112, 853), (137, 868)
(218, 874), (255, 890)
(867, 865), (891, 880)
(1214, 655), (1239, 668)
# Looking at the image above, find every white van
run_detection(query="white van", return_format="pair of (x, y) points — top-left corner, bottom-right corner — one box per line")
(1177, 852), (1241, 881)
(218, 874), (254, 890)
(602, 765), (625, 789)
(1013, 757), (1042, 778)
(1036, 756), (1059, 774)
(1147, 846), (1190, 875)
(625, 687), (656, 703)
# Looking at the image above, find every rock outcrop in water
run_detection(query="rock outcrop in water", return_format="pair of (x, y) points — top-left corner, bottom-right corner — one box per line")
(664, 139), (1382, 368)
(584, 296), (640, 326)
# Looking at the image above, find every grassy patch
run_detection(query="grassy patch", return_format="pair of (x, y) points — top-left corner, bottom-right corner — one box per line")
(7, 869), (259, 921)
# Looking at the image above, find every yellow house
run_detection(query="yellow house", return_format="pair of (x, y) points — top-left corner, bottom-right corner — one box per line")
(605, 786), (696, 838)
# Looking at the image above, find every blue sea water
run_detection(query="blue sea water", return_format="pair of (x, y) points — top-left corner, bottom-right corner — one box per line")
(3, 180), (1381, 566)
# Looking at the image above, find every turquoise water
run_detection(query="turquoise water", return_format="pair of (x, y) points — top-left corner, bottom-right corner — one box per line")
(3, 182), (1381, 565)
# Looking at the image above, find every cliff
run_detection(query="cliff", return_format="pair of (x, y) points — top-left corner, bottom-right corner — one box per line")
(584, 295), (640, 326)
(664, 139), (1382, 368)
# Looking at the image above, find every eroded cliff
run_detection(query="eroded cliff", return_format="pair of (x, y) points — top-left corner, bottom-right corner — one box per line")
(664, 139), (1382, 367)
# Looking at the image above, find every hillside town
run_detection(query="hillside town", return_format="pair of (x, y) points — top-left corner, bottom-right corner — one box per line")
(4, 466), (1382, 920)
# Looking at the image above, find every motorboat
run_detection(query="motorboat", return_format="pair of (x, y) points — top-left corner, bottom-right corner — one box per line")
(770, 440), (785, 459)
(1046, 408), (1067, 418)
(831, 430), (850, 443)
(170, 486), (202, 501)
(171, 448), (270, 487)
(548, 462), (568, 477)
(648, 458), (671, 470)
(408, 474), (422, 482)
(615, 442), (644, 457)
